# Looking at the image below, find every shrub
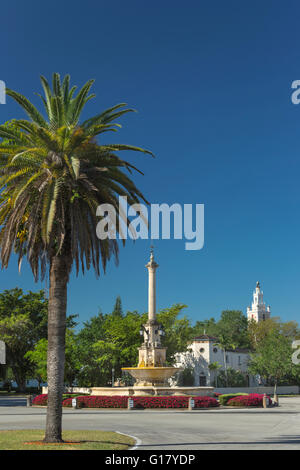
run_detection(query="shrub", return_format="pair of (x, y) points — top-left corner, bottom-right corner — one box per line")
(218, 393), (249, 406)
(34, 394), (220, 409)
(227, 393), (272, 407)
(32, 394), (48, 406)
(216, 368), (248, 387)
(32, 393), (88, 406)
(62, 395), (219, 409)
(176, 368), (195, 386)
(130, 396), (219, 409)
(62, 396), (128, 408)
(194, 396), (219, 408)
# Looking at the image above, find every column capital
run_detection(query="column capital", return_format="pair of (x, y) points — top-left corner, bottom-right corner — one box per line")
(146, 247), (159, 269)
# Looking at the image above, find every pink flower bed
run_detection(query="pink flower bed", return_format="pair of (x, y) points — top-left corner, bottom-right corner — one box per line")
(32, 394), (48, 406)
(62, 395), (128, 408)
(33, 394), (219, 409)
(227, 393), (272, 407)
(32, 393), (87, 406)
(62, 395), (219, 409)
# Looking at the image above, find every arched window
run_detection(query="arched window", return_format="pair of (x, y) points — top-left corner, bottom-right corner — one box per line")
(199, 375), (207, 386)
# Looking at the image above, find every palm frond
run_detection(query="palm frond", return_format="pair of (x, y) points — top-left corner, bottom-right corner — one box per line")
(0, 73), (152, 280)
(6, 88), (47, 127)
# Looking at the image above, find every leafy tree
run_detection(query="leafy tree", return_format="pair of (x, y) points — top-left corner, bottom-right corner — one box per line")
(93, 310), (143, 385)
(248, 328), (294, 396)
(191, 311), (251, 350)
(216, 367), (248, 387)
(248, 317), (300, 351)
(26, 329), (81, 386)
(176, 366), (195, 386)
(216, 310), (250, 349)
(0, 288), (48, 391)
(75, 304), (191, 386)
(280, 320), (300, 339)
(192, 317), (218, 338)
(214, 334), (237, 387)
(0, 73), (152, 442)
(248, 317), (280, 350)
(111, 296), (123, 317)
(25, 339), (47, 385)
(157, 304), (192, 364)
(75, 312), (107, 386)
(208, 361), (222, 387)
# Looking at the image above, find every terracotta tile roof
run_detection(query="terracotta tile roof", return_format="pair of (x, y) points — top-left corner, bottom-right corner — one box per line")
(193, 335), (218, 341)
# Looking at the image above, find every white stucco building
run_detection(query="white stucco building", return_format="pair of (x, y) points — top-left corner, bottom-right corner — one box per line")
(174, 335), (256, 387)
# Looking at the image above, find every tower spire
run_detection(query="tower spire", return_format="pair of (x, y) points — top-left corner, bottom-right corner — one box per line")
(247, 281), (271, 322)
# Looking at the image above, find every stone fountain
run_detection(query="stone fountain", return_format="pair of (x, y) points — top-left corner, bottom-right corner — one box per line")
(122, 248), (181, 388)
(91, 249), (214, 397)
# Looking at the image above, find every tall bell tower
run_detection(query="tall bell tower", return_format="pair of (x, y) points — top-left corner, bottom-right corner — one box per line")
(247, 281), (271, 322)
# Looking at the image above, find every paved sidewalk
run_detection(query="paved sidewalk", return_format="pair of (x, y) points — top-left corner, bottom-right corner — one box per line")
(0, 397), (299, 450)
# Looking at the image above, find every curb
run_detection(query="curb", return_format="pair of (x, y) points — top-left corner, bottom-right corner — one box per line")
(116, 431), (142, 450)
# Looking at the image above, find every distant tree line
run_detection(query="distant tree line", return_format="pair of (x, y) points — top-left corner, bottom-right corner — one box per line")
(0, 288), (299, 391)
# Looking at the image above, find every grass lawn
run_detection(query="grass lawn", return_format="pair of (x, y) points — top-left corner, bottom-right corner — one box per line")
(0, 430), (135, 450)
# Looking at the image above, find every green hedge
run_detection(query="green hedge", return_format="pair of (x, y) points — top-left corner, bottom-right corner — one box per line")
(218, 393), (249, 406)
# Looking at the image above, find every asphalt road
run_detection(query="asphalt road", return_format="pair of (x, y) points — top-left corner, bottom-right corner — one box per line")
(0, 397), (299, 450)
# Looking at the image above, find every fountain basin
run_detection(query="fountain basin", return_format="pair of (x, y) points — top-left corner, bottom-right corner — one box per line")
(122, 366), (181, 386)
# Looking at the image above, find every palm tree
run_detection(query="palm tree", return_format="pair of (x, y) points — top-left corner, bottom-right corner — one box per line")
(208, 361), (222, 387)
(0, 73), (153, 442)
(214, 335), (237, 388)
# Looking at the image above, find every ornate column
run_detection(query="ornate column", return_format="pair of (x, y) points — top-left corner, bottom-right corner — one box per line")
(146, 247), (159, 322)
(138, 248), (166, 370)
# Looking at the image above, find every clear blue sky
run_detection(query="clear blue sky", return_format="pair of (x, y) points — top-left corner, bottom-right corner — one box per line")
(0, 0), (299, 328)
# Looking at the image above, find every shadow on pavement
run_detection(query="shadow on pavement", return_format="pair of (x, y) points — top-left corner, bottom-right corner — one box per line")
(0, 398), (27, 407)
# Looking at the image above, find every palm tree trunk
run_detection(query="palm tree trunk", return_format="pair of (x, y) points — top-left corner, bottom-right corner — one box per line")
(44, 255), (70, 443)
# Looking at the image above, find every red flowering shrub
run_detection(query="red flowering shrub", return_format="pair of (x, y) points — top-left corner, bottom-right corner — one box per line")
(32, 394), (48, 406)
(62, 395), (219, 409)
(194, 396), (219, 408)
(62, 396), (128, 408)
(131, 396), (219, 409)
(34, 394), (219, 409)
(32, 393), (88, 407)
(219, 393), (249, 406)
(132, 396), (188, 409)
(227, 393), (272, 407)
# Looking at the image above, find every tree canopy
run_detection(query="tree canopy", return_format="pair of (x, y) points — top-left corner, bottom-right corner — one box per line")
(0, 288), (48, 391)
